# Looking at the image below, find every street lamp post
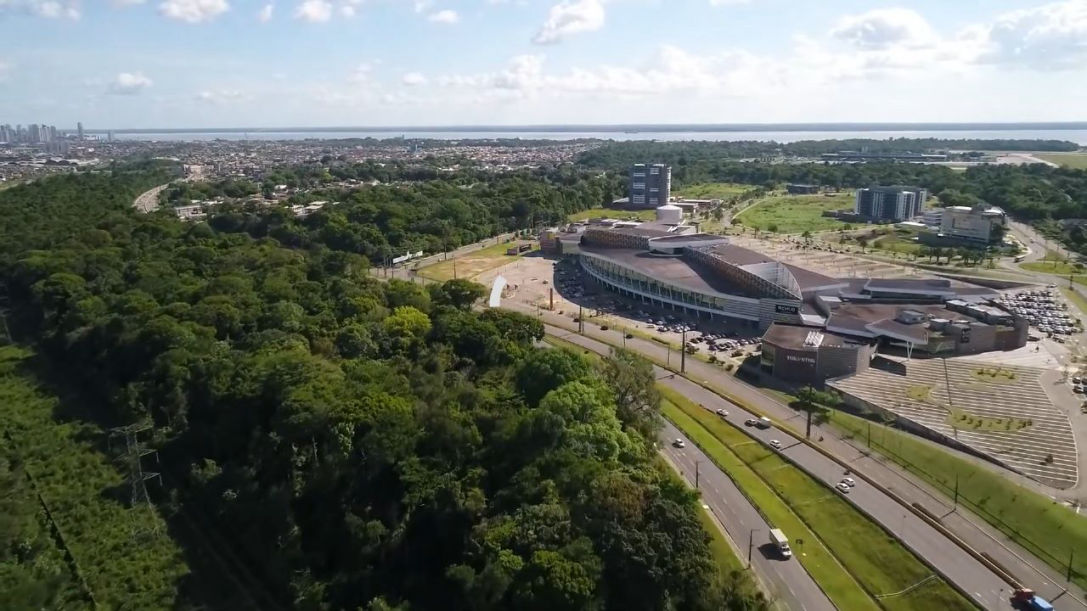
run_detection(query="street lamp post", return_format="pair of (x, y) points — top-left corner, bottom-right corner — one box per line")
(748, 529), (759, 568)
(695, 460), (701, 490)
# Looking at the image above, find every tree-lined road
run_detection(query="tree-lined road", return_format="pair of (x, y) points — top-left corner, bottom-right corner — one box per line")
(546, 325), (1033, 610)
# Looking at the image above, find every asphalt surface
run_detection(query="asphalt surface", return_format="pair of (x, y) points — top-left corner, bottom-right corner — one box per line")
(661, 420), (835, 611)
(547, 325), (1023, 610)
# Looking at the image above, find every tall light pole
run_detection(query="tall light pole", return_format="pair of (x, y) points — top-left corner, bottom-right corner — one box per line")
(695, 460), (701, 490)
(681, 328), (687, 373)
(748, 529), (759, 568)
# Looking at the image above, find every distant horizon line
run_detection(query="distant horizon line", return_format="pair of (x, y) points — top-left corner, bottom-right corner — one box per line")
(81, 121), (1087, 135)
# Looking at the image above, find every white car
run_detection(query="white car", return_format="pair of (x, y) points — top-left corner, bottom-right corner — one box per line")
(672, 438), (686, 449)
(840, 477), (856, 487)
(836, 482), (851, 494)
(769, 439), (782, 450)
(715, 408), (728, 417)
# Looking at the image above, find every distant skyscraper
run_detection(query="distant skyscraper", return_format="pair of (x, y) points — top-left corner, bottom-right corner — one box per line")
(77, 122), (84, 140)
(628, 163), (671, 209)
(0, 124), (11, 143)
(107, 130), (114, 142)
(27, 124), (41, 143)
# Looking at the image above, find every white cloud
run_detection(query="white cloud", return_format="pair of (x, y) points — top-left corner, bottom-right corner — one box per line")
(412, 0), (431, 13)
(709, 0), (749, 5)
(257, 2), (272, 21)
(158, 0), (228, 23)
(402, 71), (427, 86)
(975, 1), (1087, 69)
(195, 89), (247, 103)
(533, 0), (604, 44)
(349, 62), (374, 83)
(831, 8), (936, 50)
(107, 72), (153, 95)
(294, 0), (330, 21)
(435, 47), (780, 101)
(112, 0), (145, 6)
(0, 0), (81, 19)
(427, 8), (457, 23)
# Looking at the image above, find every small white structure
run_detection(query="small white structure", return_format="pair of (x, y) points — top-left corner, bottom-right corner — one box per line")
(488, 275), (507, 308)
(656, 203), (683, 224)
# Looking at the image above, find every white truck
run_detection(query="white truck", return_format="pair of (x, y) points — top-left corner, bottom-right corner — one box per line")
(769, 528), (792, 559)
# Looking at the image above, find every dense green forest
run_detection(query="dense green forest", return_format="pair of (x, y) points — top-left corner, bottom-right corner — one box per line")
(202, 168), (620, 262)
(577, 138), (1080, 168)
(0, 167), (760, 610)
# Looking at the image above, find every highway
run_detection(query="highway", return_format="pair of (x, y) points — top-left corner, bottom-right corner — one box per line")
(661, 419), (835, 611)
(546, 325), (1022, 610)
(134, 183), (168, 212)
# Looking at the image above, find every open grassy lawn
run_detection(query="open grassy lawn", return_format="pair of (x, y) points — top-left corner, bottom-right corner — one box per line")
(664, 390), (973, 611)
(1061, 287), (1087, 315)
(873, 232), (924, 255)
(732, 193), (854, 234)
(568, 207), (658, 222)
(417, 241), (533, 281)
(827, 409), (1087, 589)
(673, 182), (753, 200)
(1036, 153), (1087, 170)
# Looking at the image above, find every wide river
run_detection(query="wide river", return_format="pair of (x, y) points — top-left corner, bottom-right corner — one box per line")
(111, 128), (1087, 145)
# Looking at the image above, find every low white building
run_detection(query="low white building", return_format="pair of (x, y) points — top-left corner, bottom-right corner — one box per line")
(940, 204), (1006, 244)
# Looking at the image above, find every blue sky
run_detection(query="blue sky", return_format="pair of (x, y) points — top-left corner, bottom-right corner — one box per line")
(1, 0), (1086, 128)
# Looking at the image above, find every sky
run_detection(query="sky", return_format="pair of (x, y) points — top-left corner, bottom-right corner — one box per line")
(1, 0), (1086, 128)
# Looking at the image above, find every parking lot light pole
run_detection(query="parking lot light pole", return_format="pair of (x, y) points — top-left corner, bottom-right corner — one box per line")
(695, 460), (701, 490)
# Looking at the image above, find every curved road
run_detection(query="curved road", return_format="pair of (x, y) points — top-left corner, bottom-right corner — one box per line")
(545, 324), (1065, 610)
(134, 183), (169, 212)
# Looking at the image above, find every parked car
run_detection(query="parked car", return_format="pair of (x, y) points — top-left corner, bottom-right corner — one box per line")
(840, 477), (856, 487)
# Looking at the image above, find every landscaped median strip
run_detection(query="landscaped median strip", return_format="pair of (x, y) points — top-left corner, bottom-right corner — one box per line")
(539, 319), (1032, 595)
(663, 389), (978, 611)
(662, 399), (880, 611)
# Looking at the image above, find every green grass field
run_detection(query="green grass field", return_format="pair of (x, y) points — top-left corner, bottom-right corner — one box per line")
(662, 399), (879, 611)
(417, 241), (533, 282)
(568, 207), (658, 222)
(673, 182), (754, 200)
(873, 233), (924, 255)
(1061, 287), (1087, 315)
(663, 390), (974, 611)
(1035, 153), (1087, 170)
(732, 193), (854, 234)
(827, 410), (1087, 589)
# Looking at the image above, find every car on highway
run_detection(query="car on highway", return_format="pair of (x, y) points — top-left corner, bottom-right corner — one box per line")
(769, 439), (782, 450)
(744, 418), (758, 427)
(836, 482), (851, 494)
(715, 408), (728, 417)
(840, 477), (856, 487)
(672, 438), (686, 449)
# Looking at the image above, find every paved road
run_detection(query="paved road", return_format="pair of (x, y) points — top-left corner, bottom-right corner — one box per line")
(661, 421), (834, 611)
(530, 308), (1087, 609)
(545, 325), (1062, 610)
(134, 183), (169, 212)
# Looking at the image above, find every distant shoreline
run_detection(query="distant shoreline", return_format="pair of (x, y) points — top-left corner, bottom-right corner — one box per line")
(86, 122), (1087, 135)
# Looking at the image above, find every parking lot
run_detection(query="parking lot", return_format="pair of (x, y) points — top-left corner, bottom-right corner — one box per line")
(994, 288), (1080, 339)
